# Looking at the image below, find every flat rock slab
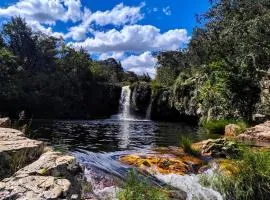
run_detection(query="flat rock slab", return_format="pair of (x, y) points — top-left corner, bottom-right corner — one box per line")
(0, 128), (44, 179)
(0, 151), (84, 200)
(237, 121), (270, 145)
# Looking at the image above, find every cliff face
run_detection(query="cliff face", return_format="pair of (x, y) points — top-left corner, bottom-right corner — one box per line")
(0, 83), (121, 119)
(254, 74), (270, 122)
(130, 82), (151, 115)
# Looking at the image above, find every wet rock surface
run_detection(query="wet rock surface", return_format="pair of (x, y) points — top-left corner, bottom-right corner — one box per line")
(0, 151), (85, 200)
(237, 121), (270, 144)
(120, 151), (203, 175)
(0, 128), (44, 179)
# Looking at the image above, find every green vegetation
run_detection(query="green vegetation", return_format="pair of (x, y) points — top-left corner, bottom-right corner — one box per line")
(202, 119), (248, 134)
(152, 0), (270, 123)
(0, 17), (150, 119)
(200, 149), (270, 200)
(180, 137), (199, 156)
(118, 170), (169, 200)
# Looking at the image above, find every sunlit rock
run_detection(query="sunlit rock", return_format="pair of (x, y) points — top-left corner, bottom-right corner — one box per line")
(237, 121), (270, 145)
(0, 151), (85, 199)
(120, 153), (203, 175)
(0, 128), (44, 179)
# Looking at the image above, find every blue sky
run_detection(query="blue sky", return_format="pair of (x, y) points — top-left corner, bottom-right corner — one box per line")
(0, 0), (210, 77)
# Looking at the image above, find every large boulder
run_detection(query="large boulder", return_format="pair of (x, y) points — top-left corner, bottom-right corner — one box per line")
(0, 128), (44, 179)
(237, 121), (270, 144)
(0, 151), (85, 199)
(0, 118), (11, 128)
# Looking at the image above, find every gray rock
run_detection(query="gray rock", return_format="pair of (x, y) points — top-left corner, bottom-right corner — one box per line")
(0, 151), (85, 200)
(0, 128), (44, 179)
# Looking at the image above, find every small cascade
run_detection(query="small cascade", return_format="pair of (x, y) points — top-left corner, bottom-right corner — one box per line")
(146, 100), (152, 119)
(118, 86), (133, 120)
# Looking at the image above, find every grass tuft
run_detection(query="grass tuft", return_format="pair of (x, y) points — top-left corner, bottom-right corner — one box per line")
(180, 137), (200, 156)
(118, 170), (169, 200)
(200, 149), (270, 200)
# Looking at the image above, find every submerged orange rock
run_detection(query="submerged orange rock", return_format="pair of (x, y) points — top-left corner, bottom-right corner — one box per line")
(119, 153), (203, 175)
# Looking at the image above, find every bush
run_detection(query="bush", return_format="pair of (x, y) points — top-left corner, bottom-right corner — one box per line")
(200, 149), (270, 200)
(118, 170), (169, 200)
(203, 119), (248, 135)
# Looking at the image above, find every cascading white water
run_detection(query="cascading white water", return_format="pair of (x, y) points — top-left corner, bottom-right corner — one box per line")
(118, 86), (133, 120)
(145, 100), (152, 119)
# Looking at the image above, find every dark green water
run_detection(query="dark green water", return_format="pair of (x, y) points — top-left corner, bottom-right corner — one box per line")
(31, 119), (217, 153)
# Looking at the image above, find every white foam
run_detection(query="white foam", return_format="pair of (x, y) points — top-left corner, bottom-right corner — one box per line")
(155, 174), (223, 200)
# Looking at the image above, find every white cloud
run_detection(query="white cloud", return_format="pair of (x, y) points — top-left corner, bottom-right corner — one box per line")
(99, 52), (125, 60)
(70, 25), (189, 53)
(163, 6), (172, 16)
(27, 20), (64, 38)
(121, 51), (157, 78)
(65, 3), (145, 41)
(153, 7), (159, 12)
(0, 0), (83, 25)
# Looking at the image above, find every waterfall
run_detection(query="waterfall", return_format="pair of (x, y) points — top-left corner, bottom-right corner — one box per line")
(146, 100), (152, 119)
(118, 86), (133, 120)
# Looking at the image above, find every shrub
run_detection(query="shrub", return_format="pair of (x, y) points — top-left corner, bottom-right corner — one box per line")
(203, 119), (249, 135)
(118, 170), (169, 200)
(200, 149), (270, 200)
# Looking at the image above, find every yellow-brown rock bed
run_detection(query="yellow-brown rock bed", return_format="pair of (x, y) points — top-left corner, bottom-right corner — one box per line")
(119, 153), (203, 175)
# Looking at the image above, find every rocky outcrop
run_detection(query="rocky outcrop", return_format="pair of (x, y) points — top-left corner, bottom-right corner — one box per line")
(192, 138), (240, 158)
(0, 151), (85, 199)
(151, 88), (199, 122)
(237, 121), (270, 144)
(151, 89), (183, 121)
(0, 128), (44, 179)
(130, 82), (151, 115)
(0, 118), (11, 128)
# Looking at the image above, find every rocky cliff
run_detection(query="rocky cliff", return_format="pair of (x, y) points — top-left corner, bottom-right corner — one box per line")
(130, 82), (151, 115)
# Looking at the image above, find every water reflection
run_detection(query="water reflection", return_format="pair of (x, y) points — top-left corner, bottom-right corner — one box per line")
(31, 119), (218, 153)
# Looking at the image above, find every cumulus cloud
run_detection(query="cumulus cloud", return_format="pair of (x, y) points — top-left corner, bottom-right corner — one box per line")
(163, 6), (172, 16)
(0, 0), (83, 25)
(70, 25), (189, 53)
(65, 3), (145, 41)
(99, 52), (125, 60)
(121, 51), (157, 78)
